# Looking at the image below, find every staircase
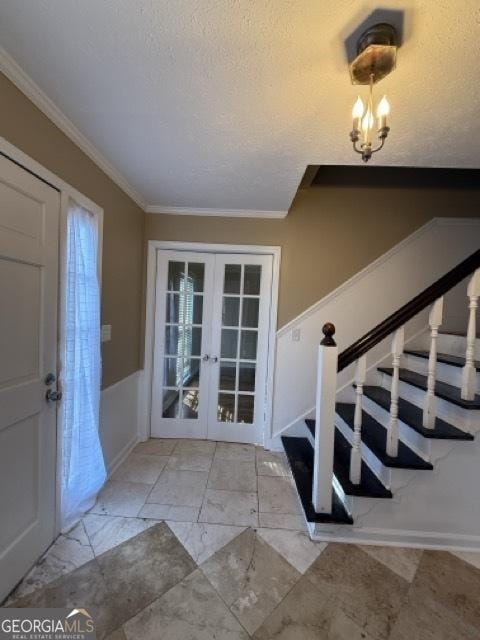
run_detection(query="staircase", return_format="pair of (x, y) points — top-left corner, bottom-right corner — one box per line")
(281, 250), (480, 543)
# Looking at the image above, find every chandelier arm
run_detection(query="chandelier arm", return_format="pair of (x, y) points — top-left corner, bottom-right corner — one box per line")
(351, 139), (364, 155)
(370, 137), (386, 155)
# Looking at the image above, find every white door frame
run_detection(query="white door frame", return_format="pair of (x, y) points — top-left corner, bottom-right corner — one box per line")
(141, 240), (281, 446)
(0, 137), (104, 539)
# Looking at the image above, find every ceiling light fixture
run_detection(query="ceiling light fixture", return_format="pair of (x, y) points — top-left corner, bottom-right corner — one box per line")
(349, 23), (397, 162)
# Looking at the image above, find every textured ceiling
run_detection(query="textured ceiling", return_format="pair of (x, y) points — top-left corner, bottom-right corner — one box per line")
(0, 1), (479, 214)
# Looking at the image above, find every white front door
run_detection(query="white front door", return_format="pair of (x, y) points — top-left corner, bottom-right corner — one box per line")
(0, 155), (59, 601)
(150, 250), (273, 444)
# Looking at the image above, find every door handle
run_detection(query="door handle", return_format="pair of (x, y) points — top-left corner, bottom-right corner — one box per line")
(211, 356), (218, 363)
(46, 389), (62, 403)
(202, 355), (210, 362)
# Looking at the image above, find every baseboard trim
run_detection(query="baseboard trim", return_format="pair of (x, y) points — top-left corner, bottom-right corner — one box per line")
(106, 434), (139, 476)
(309, 525), (480, 552)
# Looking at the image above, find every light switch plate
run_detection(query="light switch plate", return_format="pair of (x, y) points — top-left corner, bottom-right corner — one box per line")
(101, 324), (112, 343)
(292, 328), (301, 342)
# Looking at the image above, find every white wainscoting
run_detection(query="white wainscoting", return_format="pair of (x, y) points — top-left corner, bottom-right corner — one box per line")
(100, 370), (142, 474)
(271, 218), (480, 442)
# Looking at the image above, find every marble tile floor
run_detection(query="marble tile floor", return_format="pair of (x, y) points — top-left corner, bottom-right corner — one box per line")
(2, 439), (480, 639)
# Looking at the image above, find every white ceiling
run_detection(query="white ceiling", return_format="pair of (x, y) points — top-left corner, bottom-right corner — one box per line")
(0, 1), (479, 215)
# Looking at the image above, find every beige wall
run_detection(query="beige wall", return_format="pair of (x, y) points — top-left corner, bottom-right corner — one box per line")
(146, 187), (480, 329)
(0, 72), (145, 388)
(3, 65), (479, 388)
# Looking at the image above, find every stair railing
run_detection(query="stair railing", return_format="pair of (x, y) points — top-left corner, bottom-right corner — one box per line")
(313, 250), (480, 515)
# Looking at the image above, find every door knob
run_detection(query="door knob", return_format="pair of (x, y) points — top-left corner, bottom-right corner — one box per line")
(202, 354), (210, 362)
(46, 389), (62, 402)
(211, 356), (218, 363)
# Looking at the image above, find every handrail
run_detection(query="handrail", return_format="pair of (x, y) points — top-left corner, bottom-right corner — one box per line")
(337, 248), (480, 372)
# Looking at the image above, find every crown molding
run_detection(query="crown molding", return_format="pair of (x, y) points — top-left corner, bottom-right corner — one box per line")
(146, 205), (288, 218)
(0, 47), (290, 218)
(0, 46), (147, 210)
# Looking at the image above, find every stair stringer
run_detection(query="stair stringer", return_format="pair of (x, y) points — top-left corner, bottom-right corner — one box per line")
(309, 432), (480, 551)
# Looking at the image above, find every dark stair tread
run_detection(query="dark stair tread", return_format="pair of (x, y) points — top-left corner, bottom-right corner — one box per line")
(305, 418), (315, 439)
(305, 420), (392, 497)
(404, 349), (480, 371)
(362, 386), (474, 440)
(336, 404), (433, 470)
(378, 367), (480, 409)
(281, 436), (353, 524)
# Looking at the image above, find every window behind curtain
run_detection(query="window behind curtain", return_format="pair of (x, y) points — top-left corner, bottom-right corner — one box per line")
(59, 201), (106, 531)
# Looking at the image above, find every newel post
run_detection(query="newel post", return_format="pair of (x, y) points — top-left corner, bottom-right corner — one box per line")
(461, 269), (480, 400)
(312, 323), (338, 514)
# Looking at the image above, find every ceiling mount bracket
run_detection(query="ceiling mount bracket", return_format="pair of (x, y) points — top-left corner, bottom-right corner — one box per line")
(349, 23), (397, 85)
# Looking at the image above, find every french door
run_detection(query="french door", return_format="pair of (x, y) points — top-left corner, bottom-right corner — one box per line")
(151, 250), (273, 444)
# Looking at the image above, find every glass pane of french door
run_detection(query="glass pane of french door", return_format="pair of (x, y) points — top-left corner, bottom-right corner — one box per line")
(163, 260), (203, 419)
(151, 251), (214, 438)
(208, 254), (273, 443)
(217, 266), (259, 424)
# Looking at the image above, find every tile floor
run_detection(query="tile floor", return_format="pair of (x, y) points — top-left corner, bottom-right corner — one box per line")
(3, 439), (480, 639)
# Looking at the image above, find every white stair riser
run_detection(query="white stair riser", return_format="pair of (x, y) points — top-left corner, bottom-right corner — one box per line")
(362, 394), (431, 460)
(403, 353), (480, 389)
(437, 334), (480, 358)
(380, 373), (480, 431)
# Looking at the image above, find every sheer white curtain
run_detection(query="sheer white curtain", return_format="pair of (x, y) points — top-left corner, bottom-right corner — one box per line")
(60, 201), (106, 531)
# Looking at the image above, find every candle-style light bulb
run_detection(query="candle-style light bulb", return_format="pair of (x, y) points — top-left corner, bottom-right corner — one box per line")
(361, 108), (374, 142)
(352, 96), (364, 131)
(377, 95), (390, 129)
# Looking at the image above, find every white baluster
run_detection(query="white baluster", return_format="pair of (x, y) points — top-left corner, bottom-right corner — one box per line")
(423, 297), (444, 428)
(350, 355), (367, 485)
(313, 323), (338, 514)
(461, 269), (480, 400)
(386, 326), (405, 457)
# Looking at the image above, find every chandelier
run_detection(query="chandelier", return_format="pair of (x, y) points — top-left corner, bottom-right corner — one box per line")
(349, 23), (398, 162)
